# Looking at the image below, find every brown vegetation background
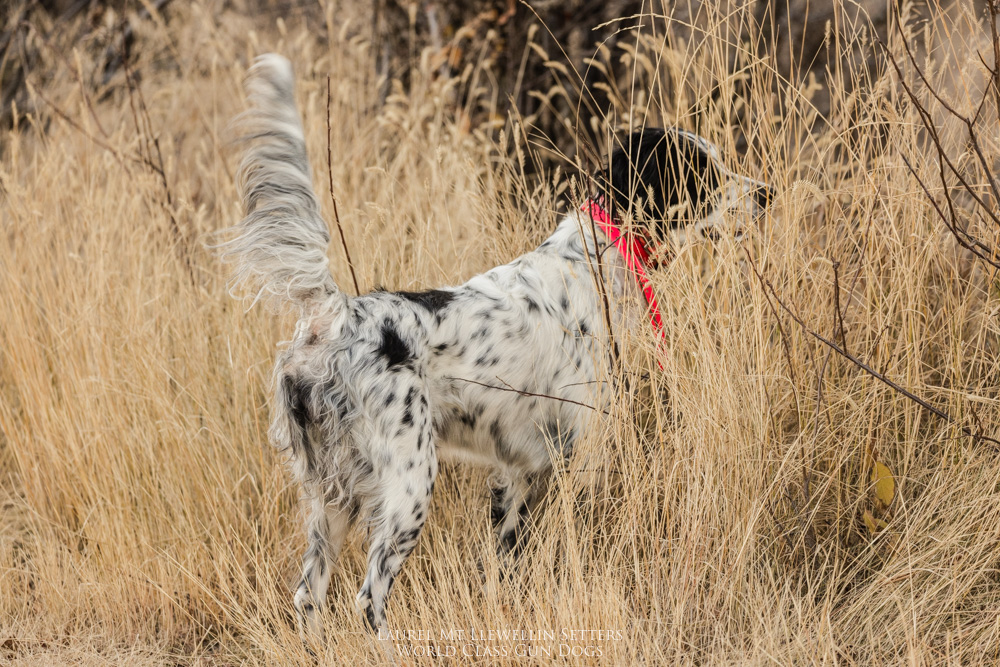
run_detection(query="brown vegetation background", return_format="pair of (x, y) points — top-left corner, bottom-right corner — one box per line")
(2, 0), (1000, 664)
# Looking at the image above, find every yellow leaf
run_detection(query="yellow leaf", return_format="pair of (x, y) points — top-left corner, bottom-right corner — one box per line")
(863, 510), (878, 534)
(872, 461), (896, 507)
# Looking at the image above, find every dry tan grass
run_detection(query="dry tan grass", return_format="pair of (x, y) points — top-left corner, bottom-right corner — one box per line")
(2, 0), (1000, 664)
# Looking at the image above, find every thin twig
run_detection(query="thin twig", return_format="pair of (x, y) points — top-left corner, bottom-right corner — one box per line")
(744, 250), (1000, 449)
(886, 64), (1000, 267)
(831, 260), (849, 356)
(100, 0), (174, 85)
(18, 20), (109, 139)
(987, 0), (1000, 117)
(744, 247), (800, 390)
(21, 79), (133, 169)
(880, 19), (1000, 225)
(447, 376), (609, 415)
(120, 27), (195, 285)
(579, 163), (624, 378)
(898, 152), (1000, 269)
(888, 47), (1000, 231)
(326, 75), (360, 295)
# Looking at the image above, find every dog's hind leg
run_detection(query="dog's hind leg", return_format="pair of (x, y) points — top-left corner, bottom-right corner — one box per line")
(355, 383), (437, 638)
(294, 492), (352, 643)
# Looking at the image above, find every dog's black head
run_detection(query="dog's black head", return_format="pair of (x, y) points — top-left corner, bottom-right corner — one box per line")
(595, 127), (773, 242)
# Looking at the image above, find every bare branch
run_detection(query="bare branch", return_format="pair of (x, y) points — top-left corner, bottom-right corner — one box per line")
(744, 250), (1000, 449)
(447, 376), (609, 415)
(120, 28), (195, 285)
(875, 15), (1000, 271)
(326, 75), (361, 295)
(831, 260), (849, 356)
(898, 151), (1000, 269)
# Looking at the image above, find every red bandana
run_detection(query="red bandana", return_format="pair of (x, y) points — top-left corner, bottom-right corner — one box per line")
(582, 198), (665, 341)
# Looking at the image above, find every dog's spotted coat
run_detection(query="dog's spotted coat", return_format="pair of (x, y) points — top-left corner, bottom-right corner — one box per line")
(222, 54), (772, 642)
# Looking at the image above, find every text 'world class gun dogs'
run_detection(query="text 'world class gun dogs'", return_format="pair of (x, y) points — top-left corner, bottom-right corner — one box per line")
(220, 54), (773, 645)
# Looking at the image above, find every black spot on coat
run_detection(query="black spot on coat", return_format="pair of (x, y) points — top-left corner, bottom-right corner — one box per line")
(284, 376), (310, 433)
(282, 375), (315, 471)
(396, 289), (456, 312)
(378, 324), (410, 368)
(489, 486), (506, 529)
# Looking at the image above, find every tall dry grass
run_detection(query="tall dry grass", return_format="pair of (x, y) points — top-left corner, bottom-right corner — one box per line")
(2, 0), (999, 664)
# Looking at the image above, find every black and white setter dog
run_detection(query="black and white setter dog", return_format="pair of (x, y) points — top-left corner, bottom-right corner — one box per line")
(222, 54), (772, 642)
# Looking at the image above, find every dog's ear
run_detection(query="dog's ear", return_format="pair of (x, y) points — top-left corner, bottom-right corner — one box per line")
(596, 128), (722, 239)
(270, 374), (315, 471)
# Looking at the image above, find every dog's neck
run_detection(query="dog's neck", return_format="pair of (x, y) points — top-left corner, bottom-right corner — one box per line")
(539, 201), (665, 341)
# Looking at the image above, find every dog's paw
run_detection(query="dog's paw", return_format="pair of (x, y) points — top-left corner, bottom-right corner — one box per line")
(294, 588), (325, 646)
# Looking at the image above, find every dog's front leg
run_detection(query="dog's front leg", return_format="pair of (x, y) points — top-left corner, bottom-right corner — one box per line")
(490, 469), (550, 569)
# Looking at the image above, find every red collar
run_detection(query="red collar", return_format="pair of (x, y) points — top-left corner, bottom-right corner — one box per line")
(582, 198), (665, 341)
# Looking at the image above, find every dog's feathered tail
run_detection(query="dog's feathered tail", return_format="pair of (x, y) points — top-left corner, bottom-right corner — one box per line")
(221, 54), (341, 311)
